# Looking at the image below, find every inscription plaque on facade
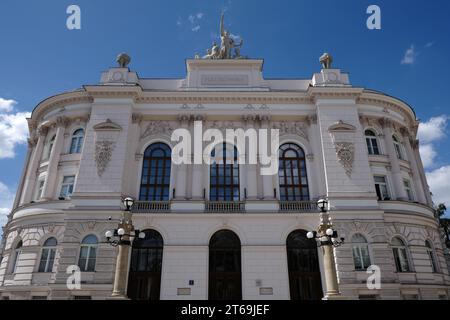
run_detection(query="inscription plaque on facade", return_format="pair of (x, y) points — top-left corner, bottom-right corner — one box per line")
(201, 74), (249, 86)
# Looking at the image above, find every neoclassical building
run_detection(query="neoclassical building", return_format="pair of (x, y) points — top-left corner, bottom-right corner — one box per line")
(0, 49), (449, 300)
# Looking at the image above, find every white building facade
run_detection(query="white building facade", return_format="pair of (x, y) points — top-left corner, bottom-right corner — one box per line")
(0, 56), (449, 300)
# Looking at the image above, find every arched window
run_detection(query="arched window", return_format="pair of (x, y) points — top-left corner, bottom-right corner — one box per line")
(351, 234), (371, 270)
(10, 240), (22, 274)
(365, 130), (380, 155)
(70, 129), (84, 154)
(425, 240), (439, 273)
(392, 135), (405, 160)
(38, 237), (57, 272)
(46, 135), (56, 159)
(391, 237), (411, 272)
(210, 143), (240, 201)
(78, 235), (98, 272)
(278, 143), (309, 201)
(139, 143), (171, 201)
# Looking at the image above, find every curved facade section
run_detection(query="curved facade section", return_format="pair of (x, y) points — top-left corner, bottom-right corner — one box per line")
(0, 58), (448, 300)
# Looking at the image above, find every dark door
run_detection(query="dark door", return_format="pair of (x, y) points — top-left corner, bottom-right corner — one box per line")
(287, 230), (323, 300)
(127, 229), (163, 300)
(209, 230), (242, 300)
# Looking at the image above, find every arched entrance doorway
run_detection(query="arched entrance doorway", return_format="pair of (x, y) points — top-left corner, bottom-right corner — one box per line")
(286, 229), (323, 300)
(127, 229), (163, 300)
(209, 230), (242, 300)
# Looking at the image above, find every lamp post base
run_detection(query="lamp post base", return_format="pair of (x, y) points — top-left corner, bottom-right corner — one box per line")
(107, 294), (130, 300)
(322, 293), (346, 300)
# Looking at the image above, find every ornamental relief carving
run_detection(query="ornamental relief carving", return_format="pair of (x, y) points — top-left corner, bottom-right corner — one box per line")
(335, 142), (355, 177)
(93, 119), (122, 177)
(95, 140), (115, 177)
(140, 121), (175, 140)
(272, 121), (308, 140)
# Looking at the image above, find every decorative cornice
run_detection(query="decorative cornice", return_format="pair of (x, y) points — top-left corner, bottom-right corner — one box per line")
(134, 95), (313, 105)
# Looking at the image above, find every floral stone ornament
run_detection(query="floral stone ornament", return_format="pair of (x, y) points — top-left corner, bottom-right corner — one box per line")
(335, 142), (355, 177)
(95, 140), (115, 177)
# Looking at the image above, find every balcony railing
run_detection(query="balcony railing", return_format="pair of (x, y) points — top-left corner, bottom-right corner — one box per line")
(205, 201), (246, 213)
(279, 201), (317, 213)
(132, 201), (171, 213)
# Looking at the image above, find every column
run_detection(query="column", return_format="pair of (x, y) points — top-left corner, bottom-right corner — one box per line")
(174, 115), (189, 200)
(42, 117), (68, 200)
(244, 115), (258, 200)
(411, 139), (433, 206)
(401, 128), (426, 204)
(379, 118), (407, 200)
(260, 115), (275, 200)
(13, 138), (34, 209)
(20, 126), (48, 205)
(191, 116), (204, 200)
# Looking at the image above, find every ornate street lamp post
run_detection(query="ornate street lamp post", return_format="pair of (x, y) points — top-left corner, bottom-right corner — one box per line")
(106, 197), (145, 299)
(307, 199), (345, 299)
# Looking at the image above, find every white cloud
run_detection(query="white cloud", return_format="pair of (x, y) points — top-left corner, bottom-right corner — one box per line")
(426, 165), (450, 206)
(418, 115), (447, 144)
(401, 45), (416, 65)
(0, 98), (17, 113)
(425, 42), (434, 48)
(0, 111), (31, 159)
(418, 115), (448, 169)
(187, 12), (204, 32)
(419, 144), (436, 168)
(0, 181), (15, 232)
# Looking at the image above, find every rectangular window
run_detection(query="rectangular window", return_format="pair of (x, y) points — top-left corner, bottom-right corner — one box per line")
(32, 296), (47, 300)
(374, 176), (390, 200)
(11, 250), (21, 274)
(59, 176), (75, 198)
(403, 179), (414, 201)
(35, 180), (45, 200)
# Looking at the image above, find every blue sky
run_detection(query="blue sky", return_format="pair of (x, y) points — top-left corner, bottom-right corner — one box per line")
(0, 0), (449, 224)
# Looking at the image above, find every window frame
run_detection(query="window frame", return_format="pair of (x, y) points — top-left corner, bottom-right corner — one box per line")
(35, 179), (45, 201)
(45, 135), (56, 160)
(364, 129), (380, 155)
(351, 233), (371, 271)
(69, 128), (84, 154)
(209, 143), (240, 202)
(59, 175), (76, 198)
(392, 135), (405, 160)
(278, 143), (310, 201)
(38, 237), (57, 273)
(403, 179), (414, 201)
(374, 175), (390, 201)
(391, 237), (412, 273)
(78, 235), (98, 272)
(10, 240), (23, 274)
(139, 143), (172, 201)
(425, 240), (439, 273)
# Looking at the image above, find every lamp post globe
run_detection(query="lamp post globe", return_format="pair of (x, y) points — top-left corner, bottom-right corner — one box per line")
(105, 230), (113, 239)
(317, 198), (328, 212)
(123, 197), (135, 211)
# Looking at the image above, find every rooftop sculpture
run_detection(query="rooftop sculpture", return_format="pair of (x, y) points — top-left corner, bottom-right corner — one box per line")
(199, 13), (246, 60)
